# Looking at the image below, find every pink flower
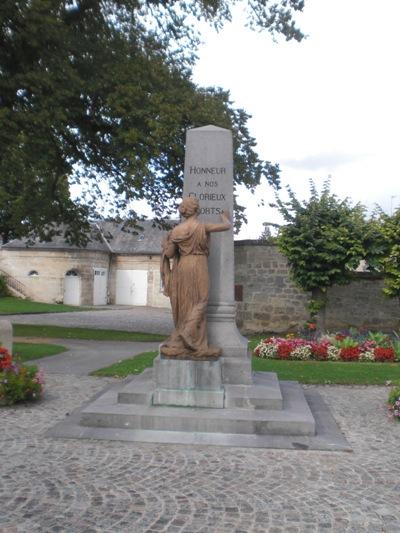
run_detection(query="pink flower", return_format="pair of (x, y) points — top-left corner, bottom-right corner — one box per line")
(34, 369), (45, 385)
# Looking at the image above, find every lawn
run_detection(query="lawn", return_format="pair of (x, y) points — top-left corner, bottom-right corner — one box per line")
(13, 342), (67, 362)
(14, 324), (166, 342)
(90, 349), (400, 384)
(91, 351), (158, 377)
(252, 358), (400, 385)
(0, 296), (91, 314)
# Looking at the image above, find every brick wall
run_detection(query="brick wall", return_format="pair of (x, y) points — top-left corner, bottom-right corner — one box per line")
(234, 241), (399, 333)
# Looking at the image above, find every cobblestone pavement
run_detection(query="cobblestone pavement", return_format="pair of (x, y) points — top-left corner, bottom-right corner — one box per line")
(4, 307), (173, 335)
(1, 377), (400, 533)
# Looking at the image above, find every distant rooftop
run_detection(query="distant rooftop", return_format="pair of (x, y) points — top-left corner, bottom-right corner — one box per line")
(1, 220), (174, 255)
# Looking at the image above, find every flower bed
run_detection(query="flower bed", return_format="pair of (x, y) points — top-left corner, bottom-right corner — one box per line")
(254, 330), (400, 363)
(0, 347), (45, 406)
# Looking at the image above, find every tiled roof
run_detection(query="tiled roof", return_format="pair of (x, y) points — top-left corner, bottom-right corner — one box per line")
(98, 220), (172, 255)
(1, 221), (175, 255)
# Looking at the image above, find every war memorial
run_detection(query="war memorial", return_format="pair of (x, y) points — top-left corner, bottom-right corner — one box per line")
(50, 126), (349, 451)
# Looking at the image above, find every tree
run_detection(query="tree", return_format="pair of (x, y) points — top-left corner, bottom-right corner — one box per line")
(259, 221), (279, 243)
(273, 180), (370, 329)
(0, 0), (305, 244)
(372, 208), (400, 303)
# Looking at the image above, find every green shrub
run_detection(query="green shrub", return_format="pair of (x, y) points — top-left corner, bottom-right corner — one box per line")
(0, 275), (10, 297)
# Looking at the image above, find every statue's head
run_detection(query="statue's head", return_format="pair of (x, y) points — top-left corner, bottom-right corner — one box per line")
(179, 197), (200, 218)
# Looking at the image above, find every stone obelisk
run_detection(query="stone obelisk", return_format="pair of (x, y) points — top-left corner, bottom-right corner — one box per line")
(183, 125), (251, 384)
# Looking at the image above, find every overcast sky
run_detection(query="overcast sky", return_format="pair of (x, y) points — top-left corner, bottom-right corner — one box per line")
(192, 0), (400, 239)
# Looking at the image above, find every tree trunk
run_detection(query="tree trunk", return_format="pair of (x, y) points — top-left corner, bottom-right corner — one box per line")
(312, 288), (328, 334)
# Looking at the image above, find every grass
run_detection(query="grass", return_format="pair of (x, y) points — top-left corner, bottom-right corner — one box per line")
(13, 342), (67, 362)
(0, 296), (91, 314)
(13, 324), (166, 342)
(252, 358), (400, 385)
(248, 335), (265, 353)
(90, 351), (158, 377)
(90, 349), (400, 384)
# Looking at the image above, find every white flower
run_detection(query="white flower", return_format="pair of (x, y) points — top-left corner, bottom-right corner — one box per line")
(327, 346), (340, 361)
(291, 346), (312, 360)
(257, 343), (278, 359)
(360, 350), (375, 362)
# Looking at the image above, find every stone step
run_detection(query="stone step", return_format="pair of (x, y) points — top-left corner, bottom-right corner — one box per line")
(81, 380), (315, 436)
(224, 372), (283, 409)
(118, 372), (283, 410)
(118, 380), (155, 405)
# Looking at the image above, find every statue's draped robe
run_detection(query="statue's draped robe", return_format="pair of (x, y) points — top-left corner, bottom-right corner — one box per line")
(160, 221), (220, 359)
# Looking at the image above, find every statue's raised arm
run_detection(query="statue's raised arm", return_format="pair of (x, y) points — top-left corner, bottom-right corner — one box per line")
(204, 210), (231, 234)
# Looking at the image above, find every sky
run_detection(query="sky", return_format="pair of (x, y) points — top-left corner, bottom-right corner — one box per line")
(191, 0), (400, 239)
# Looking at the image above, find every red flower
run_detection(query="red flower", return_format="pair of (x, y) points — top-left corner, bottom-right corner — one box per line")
(277, 343), (292, 359)
(307, 322), (317, 330)
(0, 348), (13, 371)
(340, 347), (361, 361)
(311, 342), (328, 360)
(374, 347), (395, 362)
(263, 338), (274, 345)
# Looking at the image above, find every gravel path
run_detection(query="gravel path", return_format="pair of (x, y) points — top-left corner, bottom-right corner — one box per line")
(1, 377), (400, 532)
(4, 306), (173, 335)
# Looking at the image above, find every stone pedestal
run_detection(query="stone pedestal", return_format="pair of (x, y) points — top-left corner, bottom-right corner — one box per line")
(183, 126), (251, 385)
(152, 356), (224, 408)
(0, 320), (13, 354)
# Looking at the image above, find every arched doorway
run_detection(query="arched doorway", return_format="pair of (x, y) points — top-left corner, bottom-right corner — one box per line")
(64, 269), (81, 306)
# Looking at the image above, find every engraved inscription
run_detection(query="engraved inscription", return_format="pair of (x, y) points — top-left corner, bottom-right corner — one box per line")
(189, 166), (226, 175)
(186, 165), (228, 218)
(188, 192), (226, 201)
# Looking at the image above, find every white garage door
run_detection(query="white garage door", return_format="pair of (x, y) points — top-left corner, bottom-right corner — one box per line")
(115, 270), (148, 305)
(64, 273), (81, 306)
(93, 268), (108, 305)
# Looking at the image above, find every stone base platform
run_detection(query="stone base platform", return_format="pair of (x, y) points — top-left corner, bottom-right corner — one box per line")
(118, 369), (283, 411)
(81, 377), (314, 436)
(47, 375), (351, 451)
(46, 356), (350, 451)
(80, 360), (317, 439)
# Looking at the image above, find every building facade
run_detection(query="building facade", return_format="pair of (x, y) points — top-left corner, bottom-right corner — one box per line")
(1, 229), (398, 332)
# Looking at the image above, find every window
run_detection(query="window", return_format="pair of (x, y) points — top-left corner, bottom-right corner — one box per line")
(28, 270), (39, 277)
(66, 269), (79, 277)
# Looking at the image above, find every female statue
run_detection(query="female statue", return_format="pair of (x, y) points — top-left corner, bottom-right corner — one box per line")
(160, 197), (231, 360)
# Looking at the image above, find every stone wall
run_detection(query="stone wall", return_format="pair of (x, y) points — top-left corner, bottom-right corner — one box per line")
(234, 241), (399, 333)
(324, 274), (399, 332)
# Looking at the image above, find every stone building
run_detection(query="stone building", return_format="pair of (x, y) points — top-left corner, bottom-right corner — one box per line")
(1, 228), (398, 332)
(0, 221), (170, 308)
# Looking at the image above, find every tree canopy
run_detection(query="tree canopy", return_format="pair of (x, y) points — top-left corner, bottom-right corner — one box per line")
(273, 180), (371, 322)
(0, 0), (305, 244)
(372, 207), (400, 302)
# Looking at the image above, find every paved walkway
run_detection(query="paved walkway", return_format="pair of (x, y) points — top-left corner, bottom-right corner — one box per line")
(1, 375), (400, 532)
(4, 306), (173, 335)
(26, 339), (160, 375)
(2, 309), (400, 531)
